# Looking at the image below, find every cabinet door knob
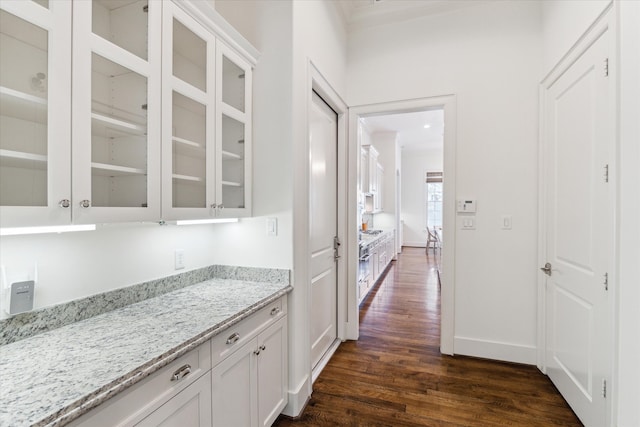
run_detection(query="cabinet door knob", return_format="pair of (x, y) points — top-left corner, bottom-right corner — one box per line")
(253, 345), (265, 356)
(170, 364), (192, 381)
(270, 307), (280, 316)
(210, 204), (217, 209)
(59, 199), (70, 208)
(79, 200), (91, 208)
(218, 204), (224, 210)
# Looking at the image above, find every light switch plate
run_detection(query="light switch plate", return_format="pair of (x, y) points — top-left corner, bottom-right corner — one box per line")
(501, 215), (512, 230)
(266, 217), (278, 236)
(461, 216), (476, 230)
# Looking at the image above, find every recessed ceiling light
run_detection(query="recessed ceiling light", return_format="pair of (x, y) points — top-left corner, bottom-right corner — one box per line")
(423, 124), (431, 129)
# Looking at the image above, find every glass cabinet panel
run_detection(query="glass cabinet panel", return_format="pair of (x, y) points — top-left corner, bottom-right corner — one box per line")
(162, 2), (214, 220)
(92, 0), (148, 60)
(221, 115), (245, 209)
(0, 9), (48, 207)
(172, 92), (206, 208)
(173, 18), (206, 91)
(90, 54), (148, 208)
(221, 56), (245, 113)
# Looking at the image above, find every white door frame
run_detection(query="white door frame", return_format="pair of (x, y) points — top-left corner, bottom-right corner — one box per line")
(347, 95), (457, 355)
(308, 64), (349, 343)
(537, 5), (616, 425)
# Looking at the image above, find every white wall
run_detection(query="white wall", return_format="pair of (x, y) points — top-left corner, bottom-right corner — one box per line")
(400, 148), (443, 247)
(348, 1), (542, 363)
(289, 0), (348, 415)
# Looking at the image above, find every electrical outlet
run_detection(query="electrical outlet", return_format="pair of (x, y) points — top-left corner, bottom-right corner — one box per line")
(175, 249), (185, 270)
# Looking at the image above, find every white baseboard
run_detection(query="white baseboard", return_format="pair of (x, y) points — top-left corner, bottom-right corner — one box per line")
(403, 241), (426, 248)
(312, 339), (341, 383)
(454, 336), (537, 365)
(281, 374), (311, 418)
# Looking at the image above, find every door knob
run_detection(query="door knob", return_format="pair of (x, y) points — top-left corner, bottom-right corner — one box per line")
(540, 262), (552, 276)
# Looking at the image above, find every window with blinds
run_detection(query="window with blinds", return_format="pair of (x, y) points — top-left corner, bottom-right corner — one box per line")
(426, 172), (443, 228)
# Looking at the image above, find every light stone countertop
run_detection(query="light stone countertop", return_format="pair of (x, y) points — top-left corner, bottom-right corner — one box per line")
(0, 279), (292, 427)
(359, 229), (394, 247)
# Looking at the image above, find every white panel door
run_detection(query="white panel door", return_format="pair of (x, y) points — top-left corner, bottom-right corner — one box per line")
(543, 25), (612, 427)
(309, 91), (338, 370)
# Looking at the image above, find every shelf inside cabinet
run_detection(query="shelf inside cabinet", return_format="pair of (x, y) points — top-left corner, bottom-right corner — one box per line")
(222, 180), (242, 187)
(0, 149), (47, 169)
(91, 112), (146, 136)
(173, 173), (204, 184)
(91, 162), (145, 176)
(0, 86), (47, 124)
(173, 136), (205, 157)
(221, 150), (242, 160)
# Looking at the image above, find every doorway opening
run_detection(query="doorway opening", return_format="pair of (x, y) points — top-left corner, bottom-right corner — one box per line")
(347, 95), (456, 355)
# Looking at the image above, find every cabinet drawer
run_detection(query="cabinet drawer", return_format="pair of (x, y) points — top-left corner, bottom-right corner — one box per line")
(211, 296), (286, 366)
(70, 342), (211, 427)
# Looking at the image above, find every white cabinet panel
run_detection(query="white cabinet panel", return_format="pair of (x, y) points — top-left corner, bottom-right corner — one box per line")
(211, 300), (287, 427)
(0, 1), (71, 226)
(136, 372), (212, 427)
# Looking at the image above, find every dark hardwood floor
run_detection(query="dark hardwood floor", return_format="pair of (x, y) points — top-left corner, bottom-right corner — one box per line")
(274, 247), (582, 427)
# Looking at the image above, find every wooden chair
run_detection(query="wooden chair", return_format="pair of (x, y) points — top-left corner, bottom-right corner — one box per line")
(426, 227), (439, 255)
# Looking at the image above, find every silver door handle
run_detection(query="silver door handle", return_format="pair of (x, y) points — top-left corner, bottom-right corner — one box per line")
(171, 364), (192, 381)
(226, 332), (240, 345)
(540, 262), (552, 276)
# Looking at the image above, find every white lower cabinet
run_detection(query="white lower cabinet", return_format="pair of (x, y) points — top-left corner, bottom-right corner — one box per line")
(136, 371), (212, 427)
(70, 342), (212, 427)
(212, 316), (288, 427)
(70, 296), (288, 427)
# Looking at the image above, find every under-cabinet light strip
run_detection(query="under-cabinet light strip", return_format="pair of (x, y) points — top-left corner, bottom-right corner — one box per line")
(176, 218), (239, 226)
(0, 224), (97, 236)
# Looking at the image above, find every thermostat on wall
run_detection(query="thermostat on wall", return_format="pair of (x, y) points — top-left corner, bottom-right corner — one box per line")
(457, 199), (477, 213)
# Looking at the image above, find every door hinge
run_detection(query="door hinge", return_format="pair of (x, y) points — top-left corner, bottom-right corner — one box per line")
(604, 164), (609, 183)
(604, 58), (609, 77)
(604, 272), (608, 291)
(602, 379), (607, 398)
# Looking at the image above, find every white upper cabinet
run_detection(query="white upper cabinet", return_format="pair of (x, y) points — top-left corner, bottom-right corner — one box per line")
(161, 1), (216, 220)
(0, 0), (255, 228)
(0, 1), (72, 227)
(216, 41), (252, 217)
(72, 0), (161, 224)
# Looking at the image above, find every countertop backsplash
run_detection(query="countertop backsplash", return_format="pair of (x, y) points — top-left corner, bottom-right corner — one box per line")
(0, 265), (289, 346)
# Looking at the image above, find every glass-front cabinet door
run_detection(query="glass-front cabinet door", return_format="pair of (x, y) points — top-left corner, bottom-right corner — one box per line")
(216, 41), (252, 217)
(71, 0), (161, 224)
(161, 2), (216, 220)
(0, 1), (71, 227)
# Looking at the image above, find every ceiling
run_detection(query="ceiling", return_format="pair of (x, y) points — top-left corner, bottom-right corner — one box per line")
(337, 0), (491, 32)
(361, 109), (444, 152)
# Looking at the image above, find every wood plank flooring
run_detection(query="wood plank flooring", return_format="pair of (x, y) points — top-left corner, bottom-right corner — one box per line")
(274, 247), (582, 427)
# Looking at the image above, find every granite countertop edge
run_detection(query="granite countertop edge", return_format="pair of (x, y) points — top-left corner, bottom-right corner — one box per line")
(39, 285), (293, 427)
(360, 229), (395, 247)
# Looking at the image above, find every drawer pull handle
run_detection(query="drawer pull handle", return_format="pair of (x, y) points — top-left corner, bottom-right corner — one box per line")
(171, 364), (192, 381)
(270, 307), (280, 316)
(226, 332), (240, 345)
